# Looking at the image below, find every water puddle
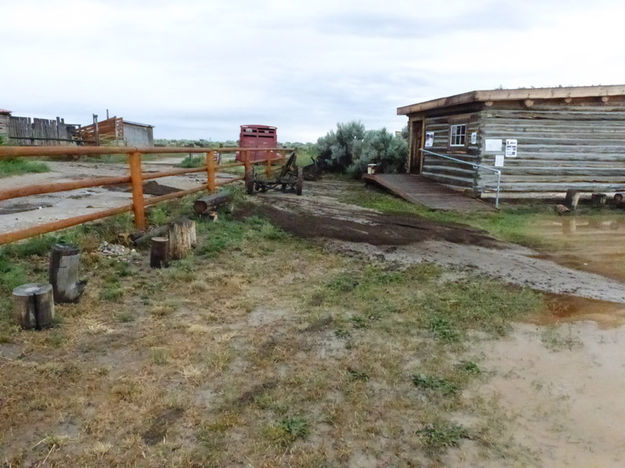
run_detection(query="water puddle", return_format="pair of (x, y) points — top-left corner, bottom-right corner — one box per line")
(527, 293), (625, 328)
(529, 215), (625, 283)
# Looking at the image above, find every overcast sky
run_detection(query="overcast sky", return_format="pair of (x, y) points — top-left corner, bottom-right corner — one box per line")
(2, 0), (624, 142)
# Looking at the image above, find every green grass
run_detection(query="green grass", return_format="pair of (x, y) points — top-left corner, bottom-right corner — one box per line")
(316, 265), (543, 342)
(416, 422), (470, 450)
(0, 158), (49, 177)
(178, 155), (205, 168)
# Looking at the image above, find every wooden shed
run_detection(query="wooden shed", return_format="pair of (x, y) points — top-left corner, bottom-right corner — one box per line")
(398, 85), (625, 199)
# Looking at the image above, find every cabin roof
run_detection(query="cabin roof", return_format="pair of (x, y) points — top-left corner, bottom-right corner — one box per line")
(397, 84), (625, 115)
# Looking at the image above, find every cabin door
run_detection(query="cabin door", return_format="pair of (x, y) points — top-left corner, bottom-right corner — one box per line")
(409, 120), (424, 174)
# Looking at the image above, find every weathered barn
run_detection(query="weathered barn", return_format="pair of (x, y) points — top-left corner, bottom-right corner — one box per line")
(75, 117), (154, 146)
(398, 85), (625, 198)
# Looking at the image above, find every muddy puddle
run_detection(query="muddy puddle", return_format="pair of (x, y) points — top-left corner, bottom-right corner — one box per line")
(530, 215), (625, 283)
(526, 294), (625, 328)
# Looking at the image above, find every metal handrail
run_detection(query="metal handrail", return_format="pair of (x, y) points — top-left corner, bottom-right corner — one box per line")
(419, 148), (501, 209)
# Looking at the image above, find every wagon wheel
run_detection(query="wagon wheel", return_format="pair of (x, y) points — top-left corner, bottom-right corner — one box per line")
(245, 168), (255, 195)
(296, 167), (303, 196)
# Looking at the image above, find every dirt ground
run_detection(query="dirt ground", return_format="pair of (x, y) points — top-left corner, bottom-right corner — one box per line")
(3, 175), (625, 466)
(0, 158), (235, 235)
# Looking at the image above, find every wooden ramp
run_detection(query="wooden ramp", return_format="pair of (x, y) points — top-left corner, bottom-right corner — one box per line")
(363, 174), (495, 212)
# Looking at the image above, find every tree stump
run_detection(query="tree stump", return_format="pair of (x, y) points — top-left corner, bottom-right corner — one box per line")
(150, 237), (169, 268)
(12, 283), (55, 330)
(193, 192), (233, 216)
(168, 218), (196, 260)
(49, 244), (86, 303)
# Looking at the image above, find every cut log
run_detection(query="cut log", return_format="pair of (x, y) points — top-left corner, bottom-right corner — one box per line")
(150, 237), (169, 268)
(49, 244), (86, 303)
(167, 218), (196, 260)
(193, 192), (233, 215)
(132, 225), (168, 247)
(12, 283), (55, 330)
(564, 189), (580, 210)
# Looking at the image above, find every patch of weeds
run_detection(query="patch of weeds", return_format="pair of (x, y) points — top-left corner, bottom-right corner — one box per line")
(45, 331), (65, 348)
(350, 315), (369, 329)
(416, 422), (469, 451)
(411, 374), (459, 396)
(346, 367), (369, 382)
(0, 158), (49, 177)
(178, 154), (205, 168)
(326, 272), (360, 292)
(99, 283), (123, 302)
(150, 304), (176, 318)
(151, 347), (170, 365)
(456, 360), (481, 375)
(334, 328), (351, 339)
(148, 206), (169, 226)
(265, 415), (310, 447)
(115, 311), (135, 323)
(541, 325), (583, 351)
(428, 315), (460, 342)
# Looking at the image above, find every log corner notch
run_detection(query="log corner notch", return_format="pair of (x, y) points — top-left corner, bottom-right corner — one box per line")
(12, 283), (55, 330)
(49, 244), (87, 303)
(167, 217), (197, 260)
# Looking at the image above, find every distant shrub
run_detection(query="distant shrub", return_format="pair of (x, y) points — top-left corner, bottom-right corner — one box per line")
(315, 122), (407, 177)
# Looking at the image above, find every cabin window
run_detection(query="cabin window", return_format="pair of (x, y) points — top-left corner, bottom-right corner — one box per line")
(450, 124), (466, 146)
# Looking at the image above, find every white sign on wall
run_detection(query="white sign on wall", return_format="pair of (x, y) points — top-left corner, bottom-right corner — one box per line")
(424, 131), (434, 148)
(470, 132), (477, 145)
(485, 138), (502, 153)
(494, 155), (505, 167)
(505, 139), (518, 157)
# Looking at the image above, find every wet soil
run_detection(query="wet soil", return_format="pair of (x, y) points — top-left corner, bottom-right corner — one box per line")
(106, 180), (182, 196)
(0, 202), (53, 215)
(529, 294), (625, 328)
(236, 202), (501, 248)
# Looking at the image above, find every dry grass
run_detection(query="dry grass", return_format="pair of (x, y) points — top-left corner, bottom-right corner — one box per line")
(0, 193), (542, 466)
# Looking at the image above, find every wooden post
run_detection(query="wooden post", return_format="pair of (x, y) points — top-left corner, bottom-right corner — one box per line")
(49, 244), (86, 303)
(129, 151), (146, 230)
(150, 237), (169, 268)
(206, 151), (216, 192)
(12, 283), (55, 330)
(168, 218), (197, 260)
(265, 156), (272, 178)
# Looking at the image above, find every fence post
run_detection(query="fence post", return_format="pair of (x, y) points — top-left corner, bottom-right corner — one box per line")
(206, 151), (216, 192)
(244, 150), (251, 174)
(128, 151), (146, 230)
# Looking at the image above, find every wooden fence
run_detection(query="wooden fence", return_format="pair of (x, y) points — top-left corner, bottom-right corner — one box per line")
(8, 116), (78, 145)
(0, 146), (290, 245)
(75, 117), (124, 145)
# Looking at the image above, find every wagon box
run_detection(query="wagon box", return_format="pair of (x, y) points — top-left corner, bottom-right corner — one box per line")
(236, 124), (279, 163)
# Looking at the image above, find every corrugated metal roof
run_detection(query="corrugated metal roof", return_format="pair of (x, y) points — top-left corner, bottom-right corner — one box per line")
(123, 120), (153, 128)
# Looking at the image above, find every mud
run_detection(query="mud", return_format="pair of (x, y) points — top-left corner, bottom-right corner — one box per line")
(246, 186), (625, 304)
(531, 294), (625, 328)
(236, 202), (501, 248)
(106, 180), (182, 196)
(0, 202), (52, 215)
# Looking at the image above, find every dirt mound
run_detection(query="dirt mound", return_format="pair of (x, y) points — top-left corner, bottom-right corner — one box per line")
(236, 202), (501, 248)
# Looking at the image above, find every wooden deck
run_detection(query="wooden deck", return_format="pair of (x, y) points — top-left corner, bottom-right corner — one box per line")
(363, 174), (495, 212)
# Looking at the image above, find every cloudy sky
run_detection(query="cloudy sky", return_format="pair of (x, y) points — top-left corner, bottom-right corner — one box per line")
(2, 0), (624, 142)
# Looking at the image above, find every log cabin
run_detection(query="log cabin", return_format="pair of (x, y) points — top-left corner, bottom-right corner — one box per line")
(397, 85), (625, 199)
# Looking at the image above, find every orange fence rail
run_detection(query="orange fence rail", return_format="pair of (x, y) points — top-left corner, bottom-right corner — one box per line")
(0, 146), (291, 245)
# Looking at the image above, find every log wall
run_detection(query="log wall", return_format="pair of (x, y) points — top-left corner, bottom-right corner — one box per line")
(408, 97), (625, 198)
